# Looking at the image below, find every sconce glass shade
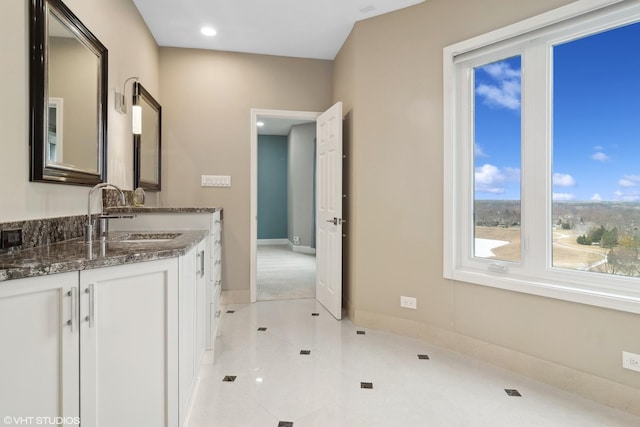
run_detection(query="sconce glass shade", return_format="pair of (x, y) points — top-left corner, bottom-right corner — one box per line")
(132, 104), (142, 135)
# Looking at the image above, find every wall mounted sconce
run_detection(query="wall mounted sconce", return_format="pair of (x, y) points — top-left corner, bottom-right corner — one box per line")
(115, 76), (139, 114)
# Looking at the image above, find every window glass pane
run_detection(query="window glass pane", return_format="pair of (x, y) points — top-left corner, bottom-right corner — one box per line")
(552, 22), (640, 276)
(473, 56), (522, 262)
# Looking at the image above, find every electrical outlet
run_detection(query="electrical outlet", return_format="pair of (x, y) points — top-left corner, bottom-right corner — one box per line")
(622, 351), (640, 372)
(1, 229), (23, 249)
(400, 296), (417, 310)
(293, 236), (300, 245)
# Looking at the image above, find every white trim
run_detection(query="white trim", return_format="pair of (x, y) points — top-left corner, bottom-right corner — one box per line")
(257, 239), (289, 246)
(250, 108), (321, 304)
(443, 0), (622, 59)
(288, 241), (317, 255)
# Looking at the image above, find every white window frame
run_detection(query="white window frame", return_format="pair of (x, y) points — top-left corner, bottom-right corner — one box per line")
(443, 0), (640, 314)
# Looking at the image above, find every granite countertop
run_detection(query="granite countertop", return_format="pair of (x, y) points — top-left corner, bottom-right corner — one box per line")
(106, 206), (221, 214)
(0, 230), (208, 282)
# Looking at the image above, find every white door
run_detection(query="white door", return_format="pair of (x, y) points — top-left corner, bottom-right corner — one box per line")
(316, 101), (343, 320)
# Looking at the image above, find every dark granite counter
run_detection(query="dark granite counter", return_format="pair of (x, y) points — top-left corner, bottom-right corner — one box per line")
(106, 206), (220, 214)
(0, 230), (208, 282)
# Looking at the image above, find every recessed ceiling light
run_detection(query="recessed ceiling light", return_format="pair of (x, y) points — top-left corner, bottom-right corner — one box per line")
(201, 26), (217, 37)
(257, 121), (264, 127)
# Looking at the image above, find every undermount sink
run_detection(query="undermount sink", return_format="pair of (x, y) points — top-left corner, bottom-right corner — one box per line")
(109, 232), (181, 243)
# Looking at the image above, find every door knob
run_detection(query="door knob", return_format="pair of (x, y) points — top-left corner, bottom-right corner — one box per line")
(326, 217), (346, 225)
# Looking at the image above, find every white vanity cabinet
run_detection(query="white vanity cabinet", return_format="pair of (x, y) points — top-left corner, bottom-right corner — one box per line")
(110, 209), (224, 349)
(0, 239), (208, 427)
(0, 272), (80, 425)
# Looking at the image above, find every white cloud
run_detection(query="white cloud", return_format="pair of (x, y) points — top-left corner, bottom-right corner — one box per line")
(592, 152), (610, 162)
(593, 145), (604, 151)
(591, 193), (602, 201)
(480, 62), (521, 80)
(553, 193), (575, 201)
(474, 144), (488, 158)
(618, 175), (640, 188)
(476, 61), (521, 111)
(476, 82), (521, 110)
(613, 190), (640, 202)
(475, 164), (505, 193)
(553, 173), (576, 187)
(619, 179), (637, 188)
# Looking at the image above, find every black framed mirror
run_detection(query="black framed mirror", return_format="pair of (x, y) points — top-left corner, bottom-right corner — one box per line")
(133, 82), (162, 191)
(30, 0), (108, 185)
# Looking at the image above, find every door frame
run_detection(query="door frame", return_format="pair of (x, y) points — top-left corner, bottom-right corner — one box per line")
(250, 108), (321, 303)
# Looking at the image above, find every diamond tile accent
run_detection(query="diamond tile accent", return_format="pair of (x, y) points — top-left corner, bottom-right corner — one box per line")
(222, 376), (237, 382)
(300, 350), (311, 355)
(257, 327), (268, 331)
(418, 354), (430, 360)
(505, 389), (522, 397)
(360, 382), (374, 389)
(278, 422), (294, 427)
(356, 330), (366, 335)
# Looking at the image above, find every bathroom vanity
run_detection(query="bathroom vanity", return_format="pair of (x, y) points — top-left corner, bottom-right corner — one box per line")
(0, 229), (211, 427)
(107, 207), (224, 349)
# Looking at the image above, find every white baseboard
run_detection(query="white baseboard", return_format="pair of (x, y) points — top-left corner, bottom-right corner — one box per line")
(287, 241), (316, 255)
(257, 239), (289, 246)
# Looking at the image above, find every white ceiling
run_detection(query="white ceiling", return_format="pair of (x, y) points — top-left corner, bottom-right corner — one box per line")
(132, 0), (425, 60)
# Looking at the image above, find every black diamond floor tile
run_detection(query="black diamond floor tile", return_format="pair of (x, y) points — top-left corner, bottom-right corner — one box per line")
(505, 389), (522, 397)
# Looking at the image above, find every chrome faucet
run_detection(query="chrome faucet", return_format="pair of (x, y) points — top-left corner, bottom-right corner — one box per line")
(85, 183), (126, 244)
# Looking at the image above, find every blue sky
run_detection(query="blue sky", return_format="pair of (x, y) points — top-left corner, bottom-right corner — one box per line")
(474, 21), (640, 202)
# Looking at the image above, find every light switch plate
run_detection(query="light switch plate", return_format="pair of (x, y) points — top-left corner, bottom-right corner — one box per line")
(201, 175), (231, 187)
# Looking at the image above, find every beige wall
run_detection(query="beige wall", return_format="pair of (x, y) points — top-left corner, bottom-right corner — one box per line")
(333, 0), (640, 401)
(158, 48), (333, 291)
(0, 0), (158, 222)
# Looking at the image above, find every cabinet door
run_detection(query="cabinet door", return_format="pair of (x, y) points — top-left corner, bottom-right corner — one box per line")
(79, 259), (178, 427)
(0, 273), (79, 425)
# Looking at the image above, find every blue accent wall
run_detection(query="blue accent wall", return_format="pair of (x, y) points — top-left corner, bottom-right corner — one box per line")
(258, 135), (288, 239)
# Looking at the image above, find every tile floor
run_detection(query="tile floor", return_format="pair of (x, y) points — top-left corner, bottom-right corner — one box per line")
(187, 299), (640, 427)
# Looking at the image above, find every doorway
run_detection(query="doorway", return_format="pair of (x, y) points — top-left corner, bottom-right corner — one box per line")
(250, 109), (321, 303)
